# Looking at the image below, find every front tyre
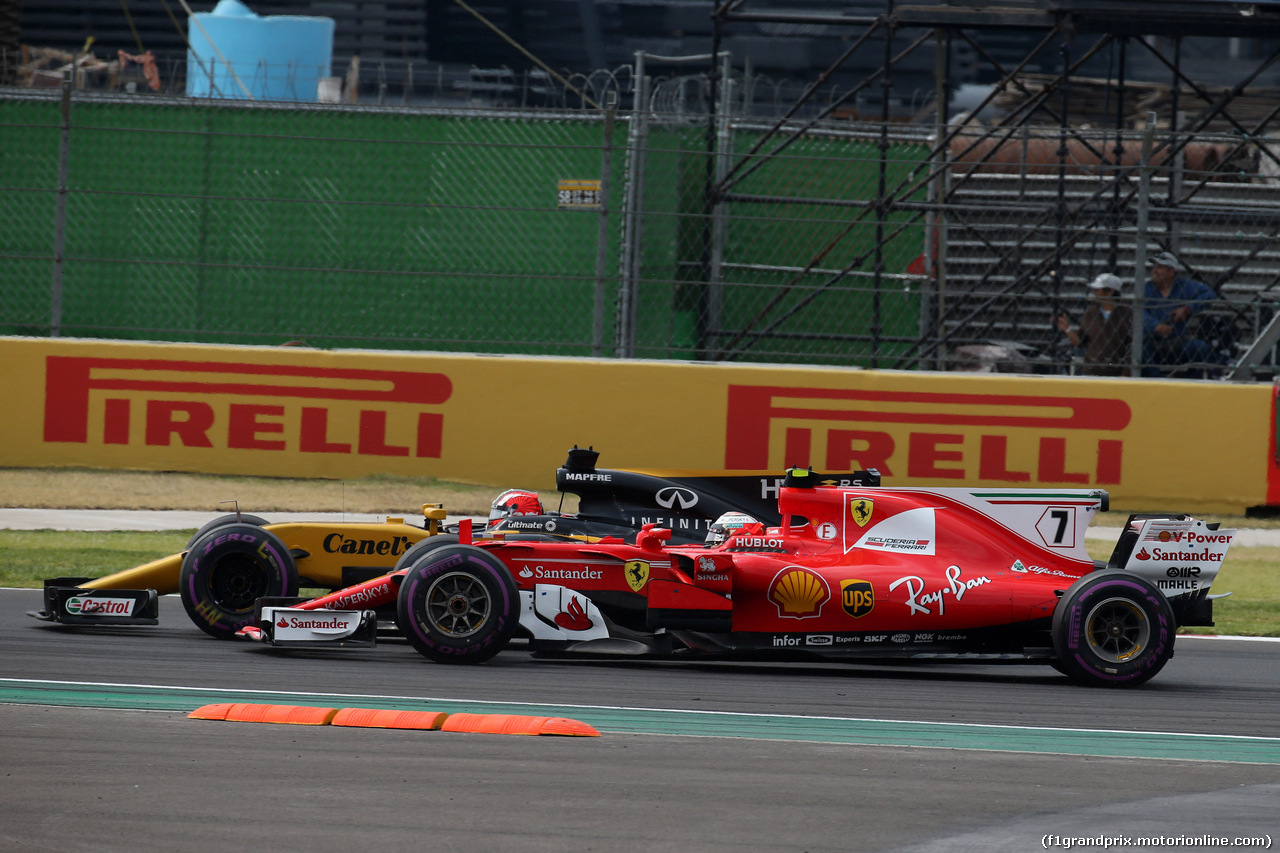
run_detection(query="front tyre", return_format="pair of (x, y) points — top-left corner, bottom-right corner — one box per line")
(396, 544), (518, 664)
(1051, 571), (1175, 687)
(180, 523), (298, 639)
(390, 534), (460, 572)
(185, 513), (271, 548)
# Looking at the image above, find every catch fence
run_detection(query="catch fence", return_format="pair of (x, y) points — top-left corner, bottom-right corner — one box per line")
(3, 76), (1280, 378)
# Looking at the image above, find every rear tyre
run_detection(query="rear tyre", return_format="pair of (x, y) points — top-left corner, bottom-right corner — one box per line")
(181, 523), (298, 639)
(1051, 571), (1175, 687)
(396, 544), (518, 664)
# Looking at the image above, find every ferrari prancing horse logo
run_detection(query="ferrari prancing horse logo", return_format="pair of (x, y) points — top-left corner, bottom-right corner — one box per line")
(624, 560), (650, 592)
(850, 497), (874, 527)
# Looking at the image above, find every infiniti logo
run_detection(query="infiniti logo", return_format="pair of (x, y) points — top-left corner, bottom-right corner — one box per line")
(655, 487), (698, 510)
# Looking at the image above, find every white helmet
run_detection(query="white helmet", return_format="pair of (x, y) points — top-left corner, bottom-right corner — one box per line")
(705, 511), (758, 546)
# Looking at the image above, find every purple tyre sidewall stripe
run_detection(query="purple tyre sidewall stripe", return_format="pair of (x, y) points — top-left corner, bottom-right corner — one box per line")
(1070, 577), (1171, 682)
(404, 550), (512, 648)
(186, 533), (287, 632)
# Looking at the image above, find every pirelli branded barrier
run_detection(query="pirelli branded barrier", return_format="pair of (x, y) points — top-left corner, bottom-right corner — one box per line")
(3, 337), (1277, 513)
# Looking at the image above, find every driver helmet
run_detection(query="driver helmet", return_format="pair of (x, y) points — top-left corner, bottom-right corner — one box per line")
(705, 511), (759, 546)
(488, 488), (544, 527)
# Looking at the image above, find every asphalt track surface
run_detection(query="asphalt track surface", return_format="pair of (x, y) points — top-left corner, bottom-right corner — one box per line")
(3, 511), (1278, 851)
(2, 586), (1277, 853)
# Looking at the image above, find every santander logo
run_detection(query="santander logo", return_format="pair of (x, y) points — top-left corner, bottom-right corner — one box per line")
(553, 596), (593, 631)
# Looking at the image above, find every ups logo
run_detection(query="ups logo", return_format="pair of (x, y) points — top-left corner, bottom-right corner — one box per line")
(841, 579), (874, 618)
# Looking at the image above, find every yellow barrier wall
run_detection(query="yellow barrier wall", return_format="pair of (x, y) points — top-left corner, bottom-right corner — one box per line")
(2, 337), (1272, 513)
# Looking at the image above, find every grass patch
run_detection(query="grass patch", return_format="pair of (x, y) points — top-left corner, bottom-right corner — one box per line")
(1081, 540), (1278, 636)
(0, 468), (500, 515)
(1159, 552), (1279, 637)
(1094, 511), (1280, 530)
(5, 531), (1276, 637)
(1, 530), (192, 588)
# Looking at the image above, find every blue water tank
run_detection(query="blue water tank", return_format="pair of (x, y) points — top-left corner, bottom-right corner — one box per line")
(187, 0), (335, 102)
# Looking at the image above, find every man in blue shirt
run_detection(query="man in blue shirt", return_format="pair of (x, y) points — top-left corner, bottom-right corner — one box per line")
(1142, 251), (1218, 376)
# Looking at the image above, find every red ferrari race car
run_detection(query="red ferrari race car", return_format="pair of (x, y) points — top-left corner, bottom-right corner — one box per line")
(241, 450), (1236, 688)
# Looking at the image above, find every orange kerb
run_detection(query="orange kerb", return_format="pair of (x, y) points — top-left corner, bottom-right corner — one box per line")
(331, 708), (448, 730)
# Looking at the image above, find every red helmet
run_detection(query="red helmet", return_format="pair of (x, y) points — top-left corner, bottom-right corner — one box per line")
(488, 489), (544, 527)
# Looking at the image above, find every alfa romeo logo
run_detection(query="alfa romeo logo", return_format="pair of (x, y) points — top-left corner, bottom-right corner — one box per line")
(655, 487), (698, 510)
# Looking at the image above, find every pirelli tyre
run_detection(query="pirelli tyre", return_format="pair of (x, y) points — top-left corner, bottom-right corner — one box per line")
(390, 534), (460, 572)
(185, 513), (271, 548)
(1051, 571), (1175, 687)
(181, 523), (298, 639)
(396, 544), (519, 664)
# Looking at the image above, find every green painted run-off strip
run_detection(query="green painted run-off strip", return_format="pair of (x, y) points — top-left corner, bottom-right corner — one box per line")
(2, 678), (1277, 764)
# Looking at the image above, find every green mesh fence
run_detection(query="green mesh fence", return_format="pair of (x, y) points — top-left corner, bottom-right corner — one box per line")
(710, 128), (930, 366)
(0, 97), (60, 334)
(2, 90), (935, 367)
(6, 85), (1280, 378)
(2, 93), (621, 355)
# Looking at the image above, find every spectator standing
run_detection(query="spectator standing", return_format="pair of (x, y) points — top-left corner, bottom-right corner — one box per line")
(1057, 273), (1133, 376)
(1142, 251), (1217, 376)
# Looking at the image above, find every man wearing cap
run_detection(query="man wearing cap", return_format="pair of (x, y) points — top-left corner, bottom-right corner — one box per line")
(1057, 272), (1132, 376)
(1142, 251), (1217, 376)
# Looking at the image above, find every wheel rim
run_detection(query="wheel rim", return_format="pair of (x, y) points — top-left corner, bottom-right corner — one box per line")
(424, 571), (492, 638)
(1084, 596), (1150, 663)
(208, 555), (271, 612)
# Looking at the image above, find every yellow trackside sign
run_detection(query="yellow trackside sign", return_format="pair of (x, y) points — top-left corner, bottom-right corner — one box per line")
(2, 336), (1274, 512)
(557, 179), (602, 209)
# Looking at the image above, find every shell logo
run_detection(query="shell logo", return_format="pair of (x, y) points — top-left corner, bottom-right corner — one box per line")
(767, 567), (830, 619)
